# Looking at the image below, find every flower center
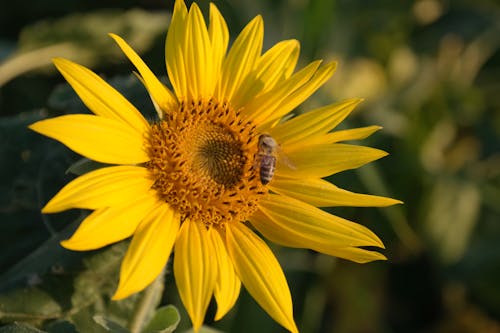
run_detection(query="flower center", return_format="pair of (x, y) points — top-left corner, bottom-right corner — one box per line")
(191, 122), (245, 187)
(147, 99), (267, 227)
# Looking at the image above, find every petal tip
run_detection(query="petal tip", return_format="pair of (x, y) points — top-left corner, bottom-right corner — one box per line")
(112, 282), (136, 301)
(288, 321), (299, 333)
(327, 60), (338, 70)
(188, 1), (200, 11)
(375, 149), (389, 159)
(27, 122), (39, 132)
(52, 57), (65, 65)
(376, 237), (386, 249)
(41, 201), (58, 214)
(109, 33), (126, 48)
(111, 290), (126, 301)
(52, 57), (72, 69)
(60, 239), (80, 251)
(213, 312), (224, 322)
(354, 97), (365, 104)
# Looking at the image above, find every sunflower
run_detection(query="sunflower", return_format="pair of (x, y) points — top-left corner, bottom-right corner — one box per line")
(29, 0), (400, 332)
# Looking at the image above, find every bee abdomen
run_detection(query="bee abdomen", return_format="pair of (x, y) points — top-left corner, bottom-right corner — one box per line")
(259, 156), (276, 185)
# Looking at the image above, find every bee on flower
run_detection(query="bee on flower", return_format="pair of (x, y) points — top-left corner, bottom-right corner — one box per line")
(29, 0), (401, 332)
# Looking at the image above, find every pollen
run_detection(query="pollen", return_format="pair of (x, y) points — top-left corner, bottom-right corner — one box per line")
(147, 99), (267, 227)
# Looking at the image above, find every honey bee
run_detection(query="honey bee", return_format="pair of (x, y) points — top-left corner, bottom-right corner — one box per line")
(257, 134), (295, 185)
(257, 134), (277, 185)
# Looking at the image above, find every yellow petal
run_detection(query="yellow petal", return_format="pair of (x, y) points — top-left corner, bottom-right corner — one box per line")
(298, 125), (383, 146)
(208, 3), (229, 85)
(132, 72), (164, 118)
(226, 223), (298, 333)
(29, 114), (149, 165)
(166, 0), (188, 99)
(61, 192), (159, 251)
(208, 228), (241, 321)
(42, 165), (153, 213)
(270, 176), (402, 207)
(243, 60), (321, 122)
(255, 193), (385, 248)
(277, 143), (388, 178)
(113, 204), (180, 300)
(258, 40), (300, 85)
(216, 15), (263, 103)
(321, 247), (387, 263)
(269, 98), (363, 146)
(323, 125), (382, 143)
(232, 40), (300, 108)
(259, 61), (337, 129)
(52, 58), (149, 135)
(109, 33), (177, 116)
(251, 207), (386, 264)
(174, 220), (217, 331)
(185, 3), (214, 100)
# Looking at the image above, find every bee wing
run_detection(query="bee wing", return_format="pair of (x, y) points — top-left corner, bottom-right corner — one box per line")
(275, 145), (296, 170)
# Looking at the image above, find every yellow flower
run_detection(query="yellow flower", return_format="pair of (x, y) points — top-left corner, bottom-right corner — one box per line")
(29, 1), (401, 332)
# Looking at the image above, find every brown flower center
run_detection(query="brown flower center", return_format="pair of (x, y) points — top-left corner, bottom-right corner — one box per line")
(146, 99), (266, 227)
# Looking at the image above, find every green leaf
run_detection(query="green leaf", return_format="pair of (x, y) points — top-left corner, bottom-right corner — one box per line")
(0, 109), (84, 285)
(0, 217), (84, 290)
(44, 320), (79, 333)
(93, 315), (130, 333)
(142, 305), (181, 333)
(0, 323), (46, 333)
(0, 287), (62, 325)
(69, 242), (128, 309)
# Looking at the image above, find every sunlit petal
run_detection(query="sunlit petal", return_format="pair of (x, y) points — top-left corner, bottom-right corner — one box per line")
(113, 204), (180, 300)
(174, 220), (217, 331)
(109, 33), (177, 116)
(185, 3), (214, 100)
(252, 193), (385, 249)
(270, 176), (402, 207)
(242, 60), (321, 121)
(208, 3), (229, 87)
(52, 58), (149, 134)
(276, 142), (387, 178)
(226, 223), (298, 333)
(323, 125), (382, 143)
(61, 192), (159, 251)
(29, 115), (149, 165)
(293, 125), (383, 146)
(42, 166), (153, 213)
(166, 0), (188, 99)
(251, 207), (386, 264)
(270, 98), (363, 145)
(208, 228), (241, 321)
(232, 40), (300, 108)
(259, 61), (337, 129)
(322, 247), (387, 263)
(216, 16), (263, 102)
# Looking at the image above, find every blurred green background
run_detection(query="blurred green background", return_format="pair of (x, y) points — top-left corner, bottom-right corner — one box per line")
(1, 0), (499, 332)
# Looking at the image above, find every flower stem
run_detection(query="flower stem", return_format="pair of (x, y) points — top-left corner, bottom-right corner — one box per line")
(128, 269), (166, 333)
